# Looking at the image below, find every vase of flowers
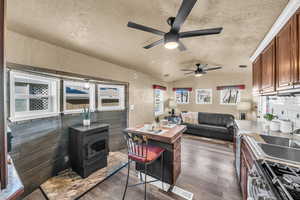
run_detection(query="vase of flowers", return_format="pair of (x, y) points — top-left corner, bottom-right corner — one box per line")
(83, 107), (91, 126)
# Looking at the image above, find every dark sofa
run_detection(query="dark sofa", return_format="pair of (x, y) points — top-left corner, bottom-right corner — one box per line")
(182, 112), (235, 142)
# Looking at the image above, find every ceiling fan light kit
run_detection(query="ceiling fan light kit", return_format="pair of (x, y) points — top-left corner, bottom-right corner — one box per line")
(164, 32), (179, 49)
(127, 0), (223, 51)
(181, 63), (222, 77)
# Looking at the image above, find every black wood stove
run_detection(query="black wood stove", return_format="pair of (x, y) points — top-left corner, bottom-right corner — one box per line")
(69, 123), (109, 178)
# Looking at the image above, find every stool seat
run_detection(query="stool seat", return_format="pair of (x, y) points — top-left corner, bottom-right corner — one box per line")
(128, 145), (165, 163)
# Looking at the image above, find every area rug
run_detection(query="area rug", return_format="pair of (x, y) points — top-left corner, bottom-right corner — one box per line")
(40, 151), (128, 200)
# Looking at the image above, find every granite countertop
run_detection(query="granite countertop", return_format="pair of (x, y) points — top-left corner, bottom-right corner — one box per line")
(235, 120), (300, 139)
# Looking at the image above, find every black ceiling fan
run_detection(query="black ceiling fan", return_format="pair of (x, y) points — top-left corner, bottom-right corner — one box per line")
(181, 63), (222, 77)
(127, 0), (223, 51)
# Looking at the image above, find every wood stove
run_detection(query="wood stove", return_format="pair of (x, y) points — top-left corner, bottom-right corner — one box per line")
(69, 123), (109, 178)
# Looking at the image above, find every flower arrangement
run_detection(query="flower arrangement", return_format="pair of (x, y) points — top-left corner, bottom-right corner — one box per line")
(82, 107), (91, 126)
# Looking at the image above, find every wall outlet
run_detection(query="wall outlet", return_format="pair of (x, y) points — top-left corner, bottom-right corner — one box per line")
(64, 155), (69, 163)
(130, 105), (134, 111)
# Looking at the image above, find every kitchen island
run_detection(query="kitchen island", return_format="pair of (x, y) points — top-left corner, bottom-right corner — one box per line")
(123, 125), (186, 185)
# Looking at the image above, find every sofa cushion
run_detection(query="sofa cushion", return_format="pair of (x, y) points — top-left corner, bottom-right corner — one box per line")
(181, 112), (198, 124)
(198, 112), (234, 127)
(186, 123), (228, 133)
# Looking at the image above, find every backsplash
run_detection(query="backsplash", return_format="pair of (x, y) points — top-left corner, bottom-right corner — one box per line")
(261, 95), (300, 129)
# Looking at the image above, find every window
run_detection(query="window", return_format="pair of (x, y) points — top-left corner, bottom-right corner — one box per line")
(64, 81), (95, 113)
(98, 84), (125, 111)
(10, 71), (59, 121)
(154, 89), (164, 116)
(175, 89), (190, 104)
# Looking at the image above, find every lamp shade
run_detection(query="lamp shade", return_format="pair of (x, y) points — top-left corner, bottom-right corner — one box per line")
(169, 99), (177, 108)
(237, 102), (251, 111)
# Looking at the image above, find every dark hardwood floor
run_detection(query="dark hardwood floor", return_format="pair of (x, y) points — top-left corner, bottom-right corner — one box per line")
(79, 135), (242, 200)
(25, 135), (242, 200)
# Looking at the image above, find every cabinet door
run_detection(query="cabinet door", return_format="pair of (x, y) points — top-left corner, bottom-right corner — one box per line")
(261, 40), (276, 93)
(294, 11), (300, 86)
(252, 56), (262, 94)
(276, 19), (295, 90)
(240, 153), (248, 200)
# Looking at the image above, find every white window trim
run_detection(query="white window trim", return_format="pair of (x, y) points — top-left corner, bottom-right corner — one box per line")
(154, 89), (164, 116)
(63, 80), (95, 114)
(175, 90), (190, 104)
(98, 84), (125, 111)
(9, 71), (60, 122)
(195, 89), (213, 105)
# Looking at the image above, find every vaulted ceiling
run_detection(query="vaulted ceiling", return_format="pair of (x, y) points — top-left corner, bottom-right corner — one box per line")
(7, 0), (288, 82)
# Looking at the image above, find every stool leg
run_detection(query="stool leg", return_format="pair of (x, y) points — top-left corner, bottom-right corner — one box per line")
(144, 163), (147, 200)
(161, 153), (164, 191)
(122, 160), (130, 200)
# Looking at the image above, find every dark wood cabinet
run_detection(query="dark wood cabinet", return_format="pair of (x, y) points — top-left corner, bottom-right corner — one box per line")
(240, 139), (255, 200)
(276, 19), (295, 90)
(294, 11), (300, 86)
(252, 56), (262, 94)
(240, 153), (248, 200)
(261, 40), (276, 93)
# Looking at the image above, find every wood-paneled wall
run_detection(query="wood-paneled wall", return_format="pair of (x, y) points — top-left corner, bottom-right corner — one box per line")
(9, 110), (127, 196)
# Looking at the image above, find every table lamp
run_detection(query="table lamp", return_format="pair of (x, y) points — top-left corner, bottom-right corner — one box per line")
(169, 99), (177, 117)
(237, 102), (251, 120)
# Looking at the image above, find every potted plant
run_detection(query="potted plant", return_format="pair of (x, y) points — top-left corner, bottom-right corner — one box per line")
(263, 113), (276, 122)
(263, 113), (276, 132)
(82, 107), (91, 126)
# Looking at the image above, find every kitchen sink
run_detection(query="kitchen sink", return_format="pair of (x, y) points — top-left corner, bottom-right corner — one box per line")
(257, 143), (300, 163)
(260, 135), (300, 149)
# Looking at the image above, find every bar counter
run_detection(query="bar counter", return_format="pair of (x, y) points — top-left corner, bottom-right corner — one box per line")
(123, 125), (186, 185)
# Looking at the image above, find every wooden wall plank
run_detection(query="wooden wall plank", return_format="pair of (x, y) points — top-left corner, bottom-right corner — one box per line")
(9, 110), (127, 196)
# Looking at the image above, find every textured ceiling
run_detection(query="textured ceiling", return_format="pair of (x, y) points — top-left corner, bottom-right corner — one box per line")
(7, 0), (288, 82)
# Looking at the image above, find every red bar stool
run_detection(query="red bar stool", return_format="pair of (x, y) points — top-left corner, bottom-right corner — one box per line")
(122, 132), (165, 200)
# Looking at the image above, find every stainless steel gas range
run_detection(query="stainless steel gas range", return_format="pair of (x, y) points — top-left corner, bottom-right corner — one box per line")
(248, 160), (300, 200)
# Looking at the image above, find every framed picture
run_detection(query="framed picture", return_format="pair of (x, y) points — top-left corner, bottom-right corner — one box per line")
(64, 81), (95, 113)
(196, 89), (212, 104)
(98, 84), (125, 111)
(175, 89), (189, 104)
(220, 88), (241, 105)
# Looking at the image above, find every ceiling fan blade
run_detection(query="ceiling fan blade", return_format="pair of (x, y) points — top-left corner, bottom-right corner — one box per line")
(204, 66), (222, 71)
(184, 72), (194, 75)
(143, 39), (164, 49)
(128, 21), (165, 36)
(178, 41), (187, 51)
(181, 69), (194, 71)
(180, 27), (223, 38)
(172, 0), (197, 32)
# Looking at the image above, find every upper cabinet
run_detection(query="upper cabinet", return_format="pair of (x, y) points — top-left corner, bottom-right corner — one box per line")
(261, 40), (276, 93)
(276, 19), (296, 90)
(294, 10), (300, 86)
(252, 8), (300, 94)
(252, 56), (262, 94)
